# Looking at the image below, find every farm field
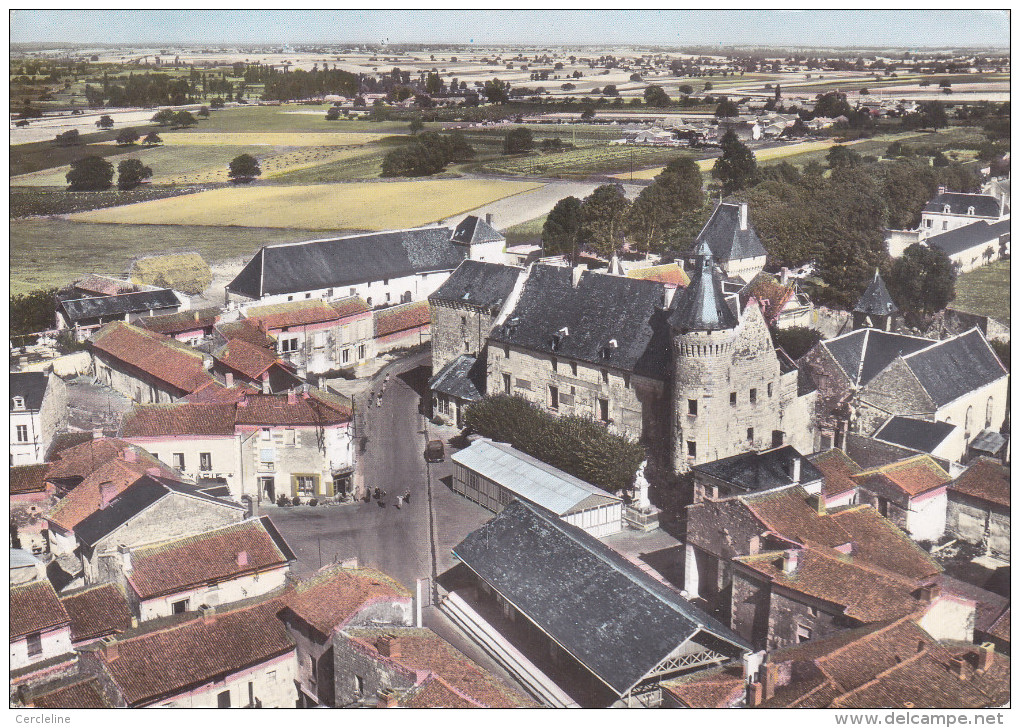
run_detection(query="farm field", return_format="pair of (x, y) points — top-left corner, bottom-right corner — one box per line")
(10, 220), (331, 295)
(953, 260), (1011, 326)
(504, 213), (549, 247)
(477, 145), (711, 179)
(67, 179), (544, 230)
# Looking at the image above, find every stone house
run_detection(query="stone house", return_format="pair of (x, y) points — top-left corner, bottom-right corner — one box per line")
(10, 371), (67, 466)
(123, 517), (295, 622)
(691, 445), (823, 504)
(242, 297), (375, 376)
(852, 455), (953, 543)
(924, 218), (1011, 273)
(10, 580), (75, 674)
(373, 300), (432, 355)
(920, 188), (1007, 239)
(58, 583), (134, 648)
(137, 306), (221, 346)
(686, 201), (767, 283)
(56, 288), (182, 341)
(276, 565), (414, 707)
(946, 457), (1010, 561)
(211, 338), (303, 394)
(799, 327), (1008, 458)
(226, 216), (506, 309)
(804, 448), (861, 508)
(10, 463), (58, 554)
(872, 416), (965, 470)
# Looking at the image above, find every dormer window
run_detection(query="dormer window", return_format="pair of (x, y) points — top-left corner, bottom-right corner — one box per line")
(943, 204), (951, 214)
(12, 396), (24, 411)
(967, 206), (975, 216)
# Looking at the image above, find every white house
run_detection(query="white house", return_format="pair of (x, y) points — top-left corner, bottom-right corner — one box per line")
(919, 188), (1007, 238)
(10, 580), (74, 672)
(10, 371), (66, 465)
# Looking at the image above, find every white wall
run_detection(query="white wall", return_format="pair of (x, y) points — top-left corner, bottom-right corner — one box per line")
(10, 411), (43, 465)
(906, 489), (948, 543)
(137, 566), (289, 622)
(935, 377), (1008, 455)
(10, 626), (73, 671)
(128, 434), (243, 496)
(158, 650), (298, 708)
(247, 270), (453, 310)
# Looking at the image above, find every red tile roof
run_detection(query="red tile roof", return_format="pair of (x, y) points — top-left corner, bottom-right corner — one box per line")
(279, 565), (410, 637)
(127, 520), (289, 600)
(216, 319), (276, 349)
(99, 597), (293, 706)
(48, 456), (174, 532)
(398, 675), (480, 708)
(987, 607), (1010, 644)
(29, 678), (110, 709)
(60, 583), (134, 642)
(949, 457), (1009, 509)
(216, 338), (281, 379)
(121, 403), (238, 438)
(331, 296), (372, 318)
(626, 263), (690, 287)
(75, 274), (135, 297)
(245, 297), (369, 330)
(11, 580), (71, 640)
(853, 455), (953, 498)
(347, 627), (538, 708)
(807, 448), (861, 499)
(740, 272), (796, 325)
(234, 391), (352, 427)
(661, 663), (745, 708)
(182, 381), (256, 404)
(46, 437), (138, 482)
(10, 463), (49, 495)
(89, 322), (217, 395)
(137, 307), (220, 336)
(374, 301), (430, 337)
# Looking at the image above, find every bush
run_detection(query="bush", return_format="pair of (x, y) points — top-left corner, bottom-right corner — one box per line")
(66, 156), (114, 191)
(276, 495), (291, 507)
(771, 326), (823, 360)
(292, 497), (302, 506)
(308, 498), (318, 507)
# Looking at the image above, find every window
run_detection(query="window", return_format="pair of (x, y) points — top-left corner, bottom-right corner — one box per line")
(310, 656), (318, 682)
(313, 332), (326, 349)
(11, 396), (24, 410)
(349, 288), (357, 297)
(172, 598), (190, 614)
(503, 345), (510, 358)
(767, 382), (773, 397)
(730, 392), (737, 406)
(354, 675), (365, 697)
(358, 344), (366, 359)
(796, 625), (812, 643)
(342, 348), (350, 364)
(942, 221), (948, 231)
(687, 440), (697, 458)
(15, 425), (29, 443)
(305, 293), (312, 299)
(549, 386), (559, 410)
(199, 452), (212, 471)
(26, 632), (42, 657)
(260, 428), (272, 441)
(248, 682), (255, 707)
(366, 297), (372, 306)
(925, 219), (932, 228)
(296, 475), (317, 496)
(599, 398), (609, 422)
(284, 429), (296, 446)
(516, 378), (531, 391)
(570, 361), (578, 376)
(217, 690), (231, 708)
(601, 369), (609, 384)
(502, 373), (511, 395)
(551, 356), (558, 372)
(385, 292), (391, 303)
(326, 288), (334, 299)
(173, 452), (185, 470)
(986, 396), (995, 429)
(280, 337), (299, 353)
(287, 296), (294, 302)
(747, 427), (754, 443)
(820, 434), (833, 450)
(968, 206), (975, 216)
(688, 399), (698, 416)
(943, 204), (951, 214)
(749, 388), (757, 404)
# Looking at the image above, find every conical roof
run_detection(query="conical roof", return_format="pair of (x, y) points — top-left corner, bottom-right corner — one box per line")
(669, 250), (738, 332)
(854, 270), (899, 316)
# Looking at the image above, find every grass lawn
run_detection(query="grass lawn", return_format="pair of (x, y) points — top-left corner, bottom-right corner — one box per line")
(477, 145), (707, 178)
(186, 104), (411, 134)
(504, 213), (548, 246)
(68, 179), (544, 230)
(953, 260), (1011, 325)
(10, 220), (332, 295)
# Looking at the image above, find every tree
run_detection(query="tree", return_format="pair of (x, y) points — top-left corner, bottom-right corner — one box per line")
(504, 127), (534, 155)
(96, 114), (114, 129)
(918, 101), (948, 130)
(210, 97), (225, 109)
(425, 71), (444, 95)
(678, 84), (694, 95)
(712, 130), (758, 194)
(142, 131), (163, 146)
(887, 243), (956, 322)
(602, 84), (618, 96)
(325, 106), (341, 121)
(579, 184), (631, 258)
(228, 153), (261, 183)
(10, 288), (58, 338)
(54, 129), (81, 146)
(812, 91), (853, 118)
(542, 196), (582, 255)
(66, 155), (114, 191)
(703, 81), (713, 92)
(627, 156), (704, 250)
(859, 87), (870, 96)
(172, 110), (197, 128)
(990, 339), (1010, 372)
(579, 105), (595, 121)
(643, 84), (671, 107)
(771, 326), (822, 360)
(409, 116), (424, 134)
(197, 106), (210, 118)
(826, 144), (862, 169)
(152, 109), (175, 126)
(115, 128), (140, 146)
(483, 78), (511, 104)
(117, 158), (153, 190)
(714, 98), (739, 117)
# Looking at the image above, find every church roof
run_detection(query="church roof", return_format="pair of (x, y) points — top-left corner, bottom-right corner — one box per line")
(854, 270), (898, 316)
(669, 252), (739, 332)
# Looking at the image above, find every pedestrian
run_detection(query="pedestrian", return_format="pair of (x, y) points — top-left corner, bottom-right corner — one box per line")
(369, 391), (374, 407)
(377, 392), (383, 406)
(395, 494), (403, 509)
(403, 490), (411, 505)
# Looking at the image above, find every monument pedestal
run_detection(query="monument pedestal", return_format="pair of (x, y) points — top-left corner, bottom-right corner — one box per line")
(624, 504), (661, 532)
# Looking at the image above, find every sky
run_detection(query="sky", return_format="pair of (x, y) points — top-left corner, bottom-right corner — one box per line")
(9, 10), (1010, 49)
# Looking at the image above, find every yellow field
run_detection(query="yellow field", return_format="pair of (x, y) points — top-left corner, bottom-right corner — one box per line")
(67, 179), (544, 230)
(111, 132), (392, 146)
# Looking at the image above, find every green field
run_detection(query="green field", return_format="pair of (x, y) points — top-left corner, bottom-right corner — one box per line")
(504, 213), (549, 246)
(476, 145), (708, 178)
(178, 104), (411, 134)
(10, 220), (333, 295)
(954, 260), (1011, 325)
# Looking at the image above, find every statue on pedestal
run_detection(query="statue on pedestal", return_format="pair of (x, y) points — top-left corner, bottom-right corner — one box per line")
(633, 460), (651, 512)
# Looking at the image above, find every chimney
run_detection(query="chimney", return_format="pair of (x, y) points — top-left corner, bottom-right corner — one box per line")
(976, 642), (995, 673)
(663, 285), (676, 309)
(376, 634), (401, 659)
(376, 690), (399, 708)
(739, 202), (749, 231)
(238, 393), (248, 407)
(225, 372), (234, 388)
(202, 355), (214, 370)
(200, 605), (215, 624)
(782, 550), (800, 574)
(937, 185), (946, 196)
(236, 550), (249, 567)
(118, 544), (132, 574)
(742, 650), (764, 683)
(762, 663), (778, 701)
(287, 389), (297, 405)
(92, 428), (105, 440)
(571, 265), (584, 288)
(919, 582), (941, 603)
(301, 383), (310, 398)
(99, 481), (118, 510)
(808, 494), (827, 516)
(950, 656), (968, 681)
(746, 681), (763, 707)
(262, 373), (271, 394)
(780, 266), (789, 284)
(789, 456), (801, 484)
(123, 447), (137, 463)
(485, 212), (494, 226)
(193, 311), (200, 322)
(101, 635), (119, 662)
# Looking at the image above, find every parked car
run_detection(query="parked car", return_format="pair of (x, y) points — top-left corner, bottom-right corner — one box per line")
(425, 439), (445, 463)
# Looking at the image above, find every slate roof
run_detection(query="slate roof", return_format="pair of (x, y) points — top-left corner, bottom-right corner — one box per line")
(137, 307), (220, 336)
(489, 264), (673, 380)
(452, 439), (620, 516)
(853, 455), (953, 499)
(59, 583), (134, 642)
(926, 218), (1011, 257)
(949, 457), (1010, 509)
(89, 322), (218, 395)
(453, 499), (748, 696)
(11, 579), (71, 640)
(10, 463), (49, 495)
(923, 191), (1002, 218)
(100, 596), (293, 706)
(821, 328), (934, 386)
(278, 564), (409, 637)
(451, 215), (505, 245)
(59, 289), (180, 324)
(429, 355), (486, 401)
(127, 520), (291, 600)
(10, 371), (48, 411)
(874, 417), (957, 454)
(854, 270), (898, 316)
(690, 202), (767, 261)
(428, 260), (523, 310)
(346, 627), (536, 708)
(227, 226), (465, 299)
(121, 402), (238, 438)
(669, 250), (740, 331)
(898, 329), (1007, 408)
(969, 429), (1008, 455)
(693, 446), (822, 494)
(374, 300), (431, 337)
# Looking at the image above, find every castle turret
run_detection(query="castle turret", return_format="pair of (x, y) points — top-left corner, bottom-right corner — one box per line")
(852, 269), (898, 331)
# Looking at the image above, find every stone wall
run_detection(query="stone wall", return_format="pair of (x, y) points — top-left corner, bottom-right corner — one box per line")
(332, 636), (416, 707)
(159, 650), (298, 708)
(859, 359), (935, 435)
(429, 301), (494, 375)
(947, 494), (1010, 561)
(93, 352), (180, 404)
